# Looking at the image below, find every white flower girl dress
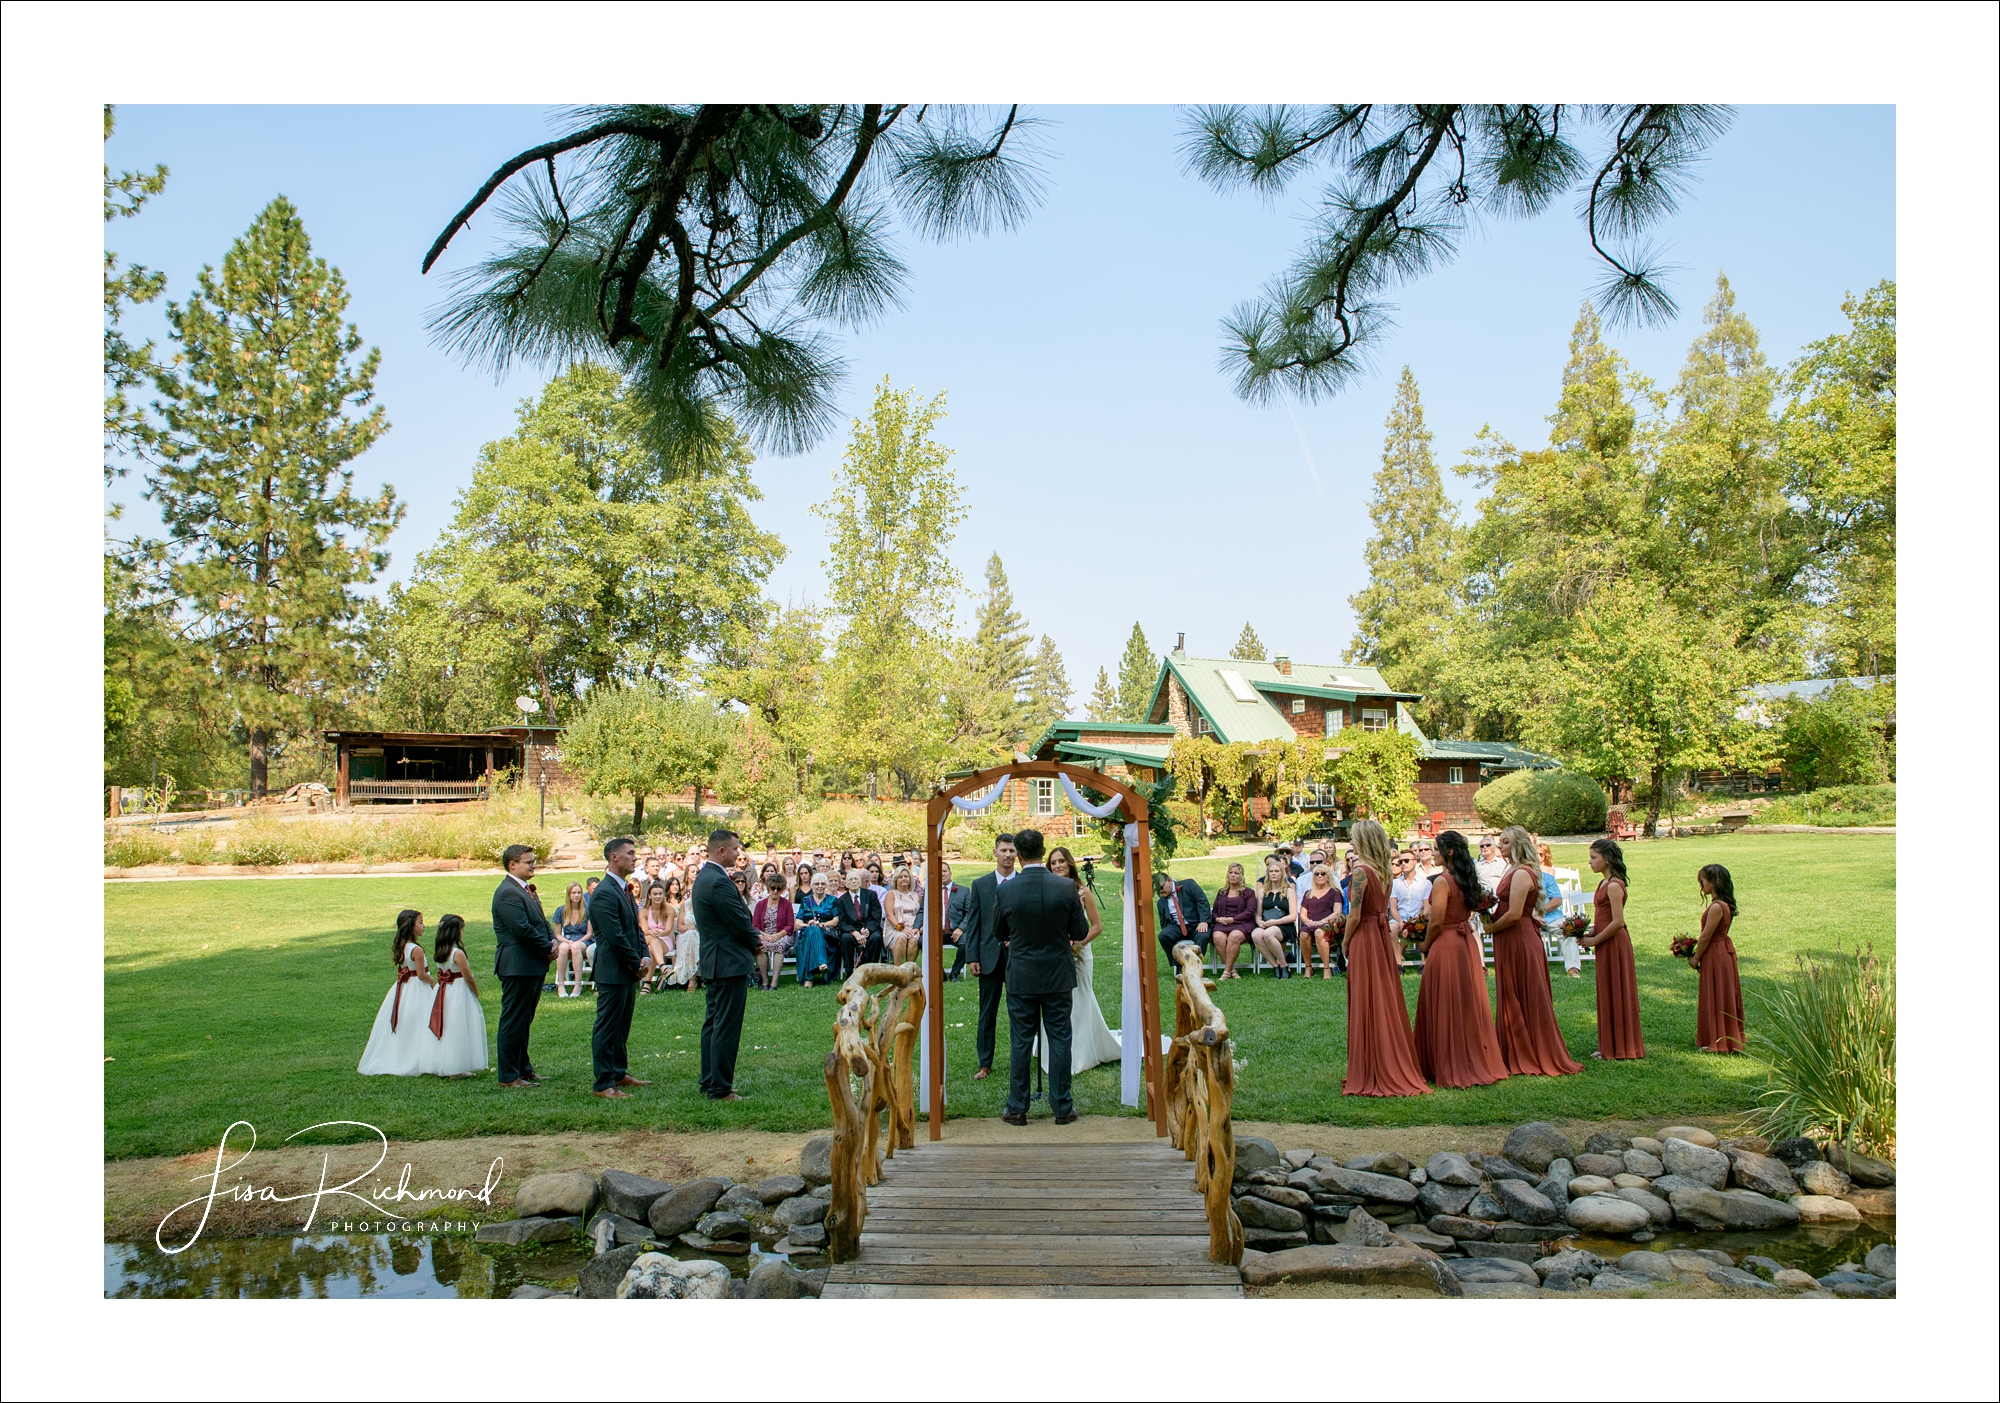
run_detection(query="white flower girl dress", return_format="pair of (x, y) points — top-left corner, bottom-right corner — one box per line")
(358, 943), (434, 1076)
(422, 948), (488, 1077)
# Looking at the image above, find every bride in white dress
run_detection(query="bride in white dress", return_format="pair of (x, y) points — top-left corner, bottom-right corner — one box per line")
(358, 910), (436, 1076)
(1041, 847), (1125, 1075)
(421, 914), (489, 1077)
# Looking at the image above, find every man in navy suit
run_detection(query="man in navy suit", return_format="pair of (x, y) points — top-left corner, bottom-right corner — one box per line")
(990, 827), (1089, 1125)
(585, 837), (653, 1098)
(491, 843), (555, 1087)
(692, 829), (762, 1100)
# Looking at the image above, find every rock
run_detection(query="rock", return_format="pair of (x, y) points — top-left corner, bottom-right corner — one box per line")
(474, 1215), (579, 1246)
(1235, 1195), (1307, 1232)
(648, 1178), (731, 1237)
(579, 1243), (645, 1298)
(1491, 1224), (1558, 1244)
(1535, 1248), (1607, 1280)
(509, 1283), (569, 1298)
(754, 1175), (808, 1205)
(1534, 1176), (1570, 1208)
(1665, 1249), (1727, 1276)
(1367, 1151), (1414, 1179)
(1418, 1181), (1477, 1218)
(1566, 1194), (1651, 1235)
(1769, 1136), (1822, 1167)
(1314, 1166), (1419, 1204)
(1246, 1183), (1314, 1212)
(1611, 1187), (1675, 1227)
(1658, 1125), (1720, 1148)
(1544, 1157), (1574, 1184)
(1574, 1153), (1626, 1179)
(1243, 1228), (1309, 1250)
(1795, 1160), (1852, 1197)
(1467, 1192), (1509, 1222)
(1720, 1133), (1770, 1154)
(618, 1252), (731, 1300)
(1630, 1231), (1655, 1243)
(677, 1232), (750, 1256)
(1793, 1195), (1864, 1225)
(1233, 1135), (1281, 1177)
(1661, 1138), (1731, 1189)
(1344, 1155), (1376, 1170)
(1494, 1180), (1558, 1226)
(1566, 1175), (1617, 1197)
(1462, 1240), (1542, 1265)
(1581, 1132), (1633, 1157)
(1741, 1254), (1786, 1278)
(1245, 1167), (1289, 1186)
(515, 1171), (600, 1221)
(745, 1258), (809, 1298)
(1866, 1243), (1896, 1279)
(1648, 1173), (1707, 1199)
(1478, 1155), (1536, 1185)
(785, 1221), (829, 1250)
(1281, 1147), (1315, 1169)
(1726, 1148), (1801, 1198)
(715, 1186), (766, 1217)
(1332, 1207), (1399, 1248)
(1629, 1136), (1664, 1157)
(1824, 1145), (1895, 1186)
(1425, 1151), (1483, 1188)
(776, 1195), (828, 1228)
(798, 1267), (829, 1297)
(586, 1211), (654, 1248)
(1622, 1149), (1665, 1178)
(1711, 1265), (1777, 1290)
(1408, 1168), (1428, 1187)
(1818, 1269), (1885, 1293)
(1285, 1170), (1323, 1195)
(1844, 1186), (1896, 1218)
(1773, 1268), (1819, 1289)
(1502, 1122), (1577, 1174)
(798, 1135), (835, 1186)
(1448, 1255), (1540, 1284)
(598, 1169), (675, 1223)
(1429, 1215), (1494, 1241)
(1612, 1173), (1653, 1191)
(1540, 1272), (1585, 1291)
(695, 1210), (753, 1242)
(1668, 1186), (1802, 1231)
(1392, 1226), (1456, 1252)
(1590, 1272), (1655, 1293)
(1241, 1243), (1461, 1296)
(811, 1183), (833, 1201)
(1617, 1250), (1675, 1278)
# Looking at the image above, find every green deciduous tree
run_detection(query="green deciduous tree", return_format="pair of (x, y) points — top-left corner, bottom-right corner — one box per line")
(1775, 681), (1894, 790)
(148, 198), (399, 795)
(718, 710), (799, 839)
(1328, 727), (1425, 836)
(1346, 367), (1460, 731)
(563, 683), (730, 831)
(708, 604), (828, 792)
(1115, 621), (1156, 722)
(1086, 666), (1118, 722)
(104, 104), (168, 488)
(1229, 622), (1267, 661)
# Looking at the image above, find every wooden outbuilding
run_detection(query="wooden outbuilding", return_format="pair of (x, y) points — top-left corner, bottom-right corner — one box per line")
(324, 727), (565, 805)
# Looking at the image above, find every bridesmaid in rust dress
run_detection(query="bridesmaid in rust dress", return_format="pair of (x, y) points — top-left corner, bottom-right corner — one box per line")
(1693, 863), (1746, 1052)
(1339, 820), (1429, 1098)
(1485, 826), (1583, 1077)
(1413, 831), (1507, 1088)
(1581, 838), (1645, 1059)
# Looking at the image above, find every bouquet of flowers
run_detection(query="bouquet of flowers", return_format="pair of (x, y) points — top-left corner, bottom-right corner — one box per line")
(1670, 934), (1697, 961)
(1403, 912), (1428, 943)
(1559, 911), (1591, 943)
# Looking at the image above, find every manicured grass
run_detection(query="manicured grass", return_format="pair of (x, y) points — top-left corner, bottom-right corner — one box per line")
(103, 834), (1892, 1158)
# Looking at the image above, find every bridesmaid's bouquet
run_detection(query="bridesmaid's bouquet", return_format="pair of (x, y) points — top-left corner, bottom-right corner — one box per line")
(1670, 933), (1697, 961)
(1560, 911), (1591, 943)
(1403, 912), (1429, 942)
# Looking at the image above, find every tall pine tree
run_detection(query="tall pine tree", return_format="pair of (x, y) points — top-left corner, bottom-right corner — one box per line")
(150, 198), (399, 795)
(1229, 622), (1266, 660)
(1346, 367), (1460, 730)
(1115, 621), (1156, 721)
(1024, 634), (1072, 736)
(1086, 666), (1118, 721)
(969, 552), (1034, 745)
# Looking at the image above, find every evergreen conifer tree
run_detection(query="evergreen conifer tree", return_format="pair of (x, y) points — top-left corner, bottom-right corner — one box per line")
(970, 552), (1034, 743)
(149, 198), (399, 794)
(1229, 623), (1266, 661)
(1086, 666), (1118, 721)
(1024, 635), (1071, 735)
(1115, 621), (1156, 721)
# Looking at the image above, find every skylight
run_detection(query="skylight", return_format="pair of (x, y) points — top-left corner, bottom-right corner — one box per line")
(1218, 669), (1259, 702)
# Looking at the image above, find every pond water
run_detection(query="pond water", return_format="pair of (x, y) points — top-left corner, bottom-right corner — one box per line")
(104, 1232), (801, 1300)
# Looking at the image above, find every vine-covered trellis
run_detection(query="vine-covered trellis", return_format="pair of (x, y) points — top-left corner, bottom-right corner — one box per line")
(1165, 735), (1332, 835)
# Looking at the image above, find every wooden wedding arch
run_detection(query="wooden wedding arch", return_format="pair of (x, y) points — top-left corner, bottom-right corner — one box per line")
(921, 760), (1168, 1141)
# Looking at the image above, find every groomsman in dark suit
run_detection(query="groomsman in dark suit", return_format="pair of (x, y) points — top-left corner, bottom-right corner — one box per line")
(990, 827), (1088, 1125)
(691, 829), (761, 1101)
(492, 844), (556, 1087)
(959, 832), (1018, 1080)
(586, 837), (653, 1098)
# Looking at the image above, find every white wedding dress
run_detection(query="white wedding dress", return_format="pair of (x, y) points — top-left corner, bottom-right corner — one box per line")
(357, 944), (434, 1076)
(421, 954), (489, 1077)
(1042, 940), (1125, 1075)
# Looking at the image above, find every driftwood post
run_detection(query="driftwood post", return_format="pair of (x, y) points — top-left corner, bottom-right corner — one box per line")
(1165, 940), (1242, 1265)
(823, 962), (925, 1264)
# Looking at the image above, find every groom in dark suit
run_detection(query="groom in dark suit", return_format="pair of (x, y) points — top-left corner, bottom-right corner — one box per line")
(692, 829), (761, 1100)
(960, 832), (1018, 1080)
(990, 827), (1088, 1125)
(586, 837), (653, 1098)
(492, 844), (555, 1087)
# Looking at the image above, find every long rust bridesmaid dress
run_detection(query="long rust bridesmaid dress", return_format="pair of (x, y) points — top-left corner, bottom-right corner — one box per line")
(1491, 867), (1583, 1077)
(1413, 873), (1508, 1088)
(1590, 878), (1645, 1059)
(1341, 866), (1430, 1098)
(1696, 901), (1746, 1052)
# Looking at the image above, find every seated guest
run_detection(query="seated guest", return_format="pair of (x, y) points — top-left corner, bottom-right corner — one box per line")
(1474, 835), (1509, 895)
(933, 861), (971, 979)
(885, 866), (922, 964)
(1155, 869), (1212, 963)
(791, 861), (816, 907)
(1298, 852), (1345, 979)
(794, 872), (839, 986)
(1210, 863), (1258, 980)
(865, 861), (890, 909)
(1388, 848), (1432, 938)
(639, 881), (675, 992)
(553, 882), (592, 998)
(834, 867), (884, 979)
(1253, 854), (1299, 977)
(1537, 839), (1578, 977)
(752, 870), (795, 991)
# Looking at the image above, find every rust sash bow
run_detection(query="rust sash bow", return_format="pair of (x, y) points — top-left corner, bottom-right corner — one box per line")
(430, 968), (462, 1039)
(390, 965), (420, 1032)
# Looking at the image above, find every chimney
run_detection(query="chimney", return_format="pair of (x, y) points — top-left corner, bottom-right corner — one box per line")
(1275, 653), (1291, 676)
(1174, 632), (1185, 656)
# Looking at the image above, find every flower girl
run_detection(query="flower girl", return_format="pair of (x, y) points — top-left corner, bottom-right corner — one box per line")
(423, 914), (489, 1078)
(358, 910), (435, 1076)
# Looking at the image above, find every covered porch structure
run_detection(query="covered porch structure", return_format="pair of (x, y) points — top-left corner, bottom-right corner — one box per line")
(324, 730), (526, 806)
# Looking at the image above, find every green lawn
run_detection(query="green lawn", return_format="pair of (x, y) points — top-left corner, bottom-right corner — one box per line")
(103, 833), (1892, 1159)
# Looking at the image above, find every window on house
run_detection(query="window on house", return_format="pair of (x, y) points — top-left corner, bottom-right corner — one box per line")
(1324, 710), (1344, 736)
(1033, 778), (1056, 816)
(1195, 714), (1212, 735)
(1448, 766), (1464, 785)
(1290, 697), (1307, 714)
(1361, 707), (1389, 731)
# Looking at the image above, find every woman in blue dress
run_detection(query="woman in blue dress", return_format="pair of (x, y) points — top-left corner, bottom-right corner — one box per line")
(793, 870), (840, 987)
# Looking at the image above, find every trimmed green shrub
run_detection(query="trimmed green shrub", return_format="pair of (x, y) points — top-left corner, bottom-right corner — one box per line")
(1473, 768), (1608, 835)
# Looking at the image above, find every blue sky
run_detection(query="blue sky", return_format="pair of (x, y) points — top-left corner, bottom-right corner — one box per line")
(104, 104), (1893, 697)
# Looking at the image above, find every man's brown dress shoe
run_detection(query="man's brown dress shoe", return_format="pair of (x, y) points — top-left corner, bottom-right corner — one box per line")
(500, 1078), (536, 1088)
(617, 1075), (652, 1086)
(1054, 1111), (1079, 1125)
(1001, 1111), (1027, 1126)
(592, 1088), (632, 1099)
(973, 1067), (991, 1081)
